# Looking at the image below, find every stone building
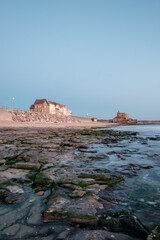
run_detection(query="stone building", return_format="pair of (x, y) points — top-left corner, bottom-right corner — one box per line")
(30, 99), (72, 116)
(30, 99), (49, 114)
(113, 111), (137, 124)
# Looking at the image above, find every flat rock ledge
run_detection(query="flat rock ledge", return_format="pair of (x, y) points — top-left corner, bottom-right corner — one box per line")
(43, 195), (102, 226)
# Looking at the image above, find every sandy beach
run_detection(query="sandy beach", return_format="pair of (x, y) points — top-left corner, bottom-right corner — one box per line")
(0, 108), (119, 129)
(0, 119), (119, 129)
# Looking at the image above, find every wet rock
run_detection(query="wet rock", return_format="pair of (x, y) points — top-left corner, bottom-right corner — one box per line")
(5, 193), (27, 204)
(41, 235), (57, 240)
(6, 185), (24, 194)
(0, 207), (26, 231)
(32, 172), (52, 191)
(101, 213), (149, 239)
(13, 162), (40, 171)
(44, 196), (103, 226)
(0, 193), (36, 231)
(27, 201), (43, 225)
(2, 223), (20, 236)
(44, 196), (70, 222)
(0, 206), (11, 216)
(86, 184), (107, 194)
(0, 168), (29, 180)
(61, 184), (82, 191)
(0, 159), (6, 165)
(0, 126), (159, 239)
(56, 229), (141, 240)
(71, 190), (86, 198)
(57, 230), (71, 239)
(36, 190), (45, 196)
(14, 224), (36, 238)
(147, 226), (160, 240)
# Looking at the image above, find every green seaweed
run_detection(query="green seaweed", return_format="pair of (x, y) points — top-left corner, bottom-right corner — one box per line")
(88, 156), (104, 159)
(78, 174), (124, 186)
(78, 173), (110, 181)
(66, 212), (96, 220)
(34, 172), (51, 187)
(14, 164), (39, 171)
(39, 159), (49, 164)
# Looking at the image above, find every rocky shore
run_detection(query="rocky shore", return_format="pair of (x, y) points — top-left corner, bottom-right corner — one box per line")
(0, 127), (159, 239)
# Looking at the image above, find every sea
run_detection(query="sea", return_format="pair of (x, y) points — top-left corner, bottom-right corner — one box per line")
(74, 124), (160, 231)
(105, 124), (160, 230)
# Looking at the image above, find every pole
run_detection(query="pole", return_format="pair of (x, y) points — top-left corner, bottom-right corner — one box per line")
(12, 97), (15, 110)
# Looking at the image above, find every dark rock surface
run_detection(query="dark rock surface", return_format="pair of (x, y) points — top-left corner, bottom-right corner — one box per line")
(0, 127), (159, 239)
(56, 229), (141, 240)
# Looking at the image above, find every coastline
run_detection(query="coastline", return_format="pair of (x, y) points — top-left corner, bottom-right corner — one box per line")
(1, 120), (160, 130)
(0, 120), (120, 129)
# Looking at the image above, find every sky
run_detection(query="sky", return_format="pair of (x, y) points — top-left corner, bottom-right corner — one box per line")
(0, 0), (160, 120)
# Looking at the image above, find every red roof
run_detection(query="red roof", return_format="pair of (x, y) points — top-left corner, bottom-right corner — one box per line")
(33, 99), (66, 108)
(34, 99), (48, 105)
(48, 101), (66, 108)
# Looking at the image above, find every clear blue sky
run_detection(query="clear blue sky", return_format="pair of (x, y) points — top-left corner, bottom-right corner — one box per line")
(0, 0), (160, 120)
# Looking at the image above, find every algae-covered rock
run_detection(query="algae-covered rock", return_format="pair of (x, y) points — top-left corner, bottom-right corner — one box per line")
(33, 172), (52, 191)
(44, 195), (103, 226)
(71, 190), (86, 198)
(13, 162), (40, 171)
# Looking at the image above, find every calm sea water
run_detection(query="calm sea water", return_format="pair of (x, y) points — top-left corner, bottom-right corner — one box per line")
(110, 124), (160, 137)
(108, 124), (160, 230)
(84, 124), (160, 231)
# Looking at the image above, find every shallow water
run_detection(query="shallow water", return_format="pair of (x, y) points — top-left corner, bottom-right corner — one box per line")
(91, 125), (160, 230)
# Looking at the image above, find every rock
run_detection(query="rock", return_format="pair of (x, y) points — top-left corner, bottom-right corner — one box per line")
(86, 184), (107, 194)
(44, 196), (103, 226)
(56, 230), (72, 239)
(101, 214), (149, 239)
(13, 162), (40, 171)
(56, 229), (141, 240)
(5, 193), (27, 204)
(36, 191), (45, 196)
(2, 224), (20, 236)
(71, 190), (86, 198)
(0, 206), (11, 216)
(0, 159), (6, 165)
(14, 225), (36, 238)
(6, 185), (24, 194)
(27, 201), (43, 225)
(147, 226), (160, 240)
(44, 196), (70, 222)
(41, 235), (57, 240)
(0, 168), (29, 180)
(0, 194), (36, 231)
(62, 184), (82, 191)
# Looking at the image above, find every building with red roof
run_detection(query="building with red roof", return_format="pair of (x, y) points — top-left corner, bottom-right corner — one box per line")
(30, 99), (72, 116)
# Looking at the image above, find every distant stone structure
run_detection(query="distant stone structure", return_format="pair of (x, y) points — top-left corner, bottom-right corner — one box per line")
(112, 111), (137, 124)
(30, 99), (72, 116)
